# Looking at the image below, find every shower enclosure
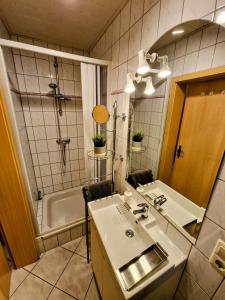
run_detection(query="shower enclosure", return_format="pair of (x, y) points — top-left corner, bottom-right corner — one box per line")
(0, 38), (110, 244)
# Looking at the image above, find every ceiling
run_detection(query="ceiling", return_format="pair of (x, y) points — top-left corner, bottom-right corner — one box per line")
(0, 0), (127, 50)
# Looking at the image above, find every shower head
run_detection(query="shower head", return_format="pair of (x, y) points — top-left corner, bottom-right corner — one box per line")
(48, 83), (57, 90)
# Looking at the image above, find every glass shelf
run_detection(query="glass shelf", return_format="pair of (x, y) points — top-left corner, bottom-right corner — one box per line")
(130, 145), (146, 153)
(87, 149), (114, 160)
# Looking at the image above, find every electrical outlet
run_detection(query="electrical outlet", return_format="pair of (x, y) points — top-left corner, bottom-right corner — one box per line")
(209, 239), (225, 275)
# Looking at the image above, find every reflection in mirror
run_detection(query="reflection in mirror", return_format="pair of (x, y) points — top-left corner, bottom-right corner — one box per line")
(126, 19), (225, 243)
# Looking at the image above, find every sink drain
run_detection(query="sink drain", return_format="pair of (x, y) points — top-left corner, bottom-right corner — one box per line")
(125, 229), (134, 238)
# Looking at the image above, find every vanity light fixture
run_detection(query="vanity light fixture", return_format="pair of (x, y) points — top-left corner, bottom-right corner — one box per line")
(137, 50), (151, 75)
(216, 11), (225, 25)
(172, 29), (184, 35)
(124, 73), (155, 95)
(124, 73), (136, 94)
(137, 50), (171, 78)
(144, 77), (155, 95)
(158, 56), (171, 79)
(124, 50), (171, 94)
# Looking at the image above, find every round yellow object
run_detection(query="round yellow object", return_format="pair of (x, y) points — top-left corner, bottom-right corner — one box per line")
(92, 105), (110, 124)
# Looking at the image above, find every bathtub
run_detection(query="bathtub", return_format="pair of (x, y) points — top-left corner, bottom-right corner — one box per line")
(42, 187), (85, 233)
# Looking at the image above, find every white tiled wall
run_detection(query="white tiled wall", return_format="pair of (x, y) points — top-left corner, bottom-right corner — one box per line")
(91, 0), (225, 298)
(131, 94), (165, 178)
(11, 35), (87, 196)
(36, 221), (85, 253)
(1, 20), (39, 215)
(176, 157), (225, 299)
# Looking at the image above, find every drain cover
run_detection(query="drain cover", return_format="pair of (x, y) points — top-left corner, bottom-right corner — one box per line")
(125, 229), (134, 238)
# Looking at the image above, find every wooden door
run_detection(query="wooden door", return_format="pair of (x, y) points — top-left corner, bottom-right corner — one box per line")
(0, 244), (10, 299)
(0, 91), (39, 267)
(170, 80), (225, 207)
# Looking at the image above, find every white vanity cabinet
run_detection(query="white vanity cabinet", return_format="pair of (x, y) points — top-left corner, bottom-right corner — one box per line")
(91, 220), (124, 300)
(89, 194), (187, 300)
(91, 219), (183, 300)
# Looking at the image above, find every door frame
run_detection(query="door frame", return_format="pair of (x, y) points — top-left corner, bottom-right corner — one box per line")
(0, 244), (11, 299)
(159, 65), (225, 184)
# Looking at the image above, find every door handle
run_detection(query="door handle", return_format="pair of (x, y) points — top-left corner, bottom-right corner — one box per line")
(176, 145), (184, 158)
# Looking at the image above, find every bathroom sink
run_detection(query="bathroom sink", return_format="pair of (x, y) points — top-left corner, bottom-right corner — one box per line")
(89, 194), (155, 268)
(89, 194), (187, 299)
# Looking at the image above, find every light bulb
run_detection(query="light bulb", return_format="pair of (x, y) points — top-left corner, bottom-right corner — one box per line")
(216, 11), (225, 24)
(158, 56), (171, 79)
(137, 50), (151, 75)
(172, 29), (184, 35)
(144, 77), (155, 95)
(124, 73), (136, 94)
(158, 67), (171, 78)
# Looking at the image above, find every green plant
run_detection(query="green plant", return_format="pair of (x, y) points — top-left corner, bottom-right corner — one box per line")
(92, 134), (106, 147)
(132, 130), (144, 142)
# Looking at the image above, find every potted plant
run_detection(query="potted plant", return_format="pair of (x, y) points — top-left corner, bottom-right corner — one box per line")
(132, 130), (144, 150)
(92, 133), (106, 156)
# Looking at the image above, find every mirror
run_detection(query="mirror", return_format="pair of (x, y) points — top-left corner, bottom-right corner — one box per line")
(92, 104), (110, 124)
(126, 19), (225, 243)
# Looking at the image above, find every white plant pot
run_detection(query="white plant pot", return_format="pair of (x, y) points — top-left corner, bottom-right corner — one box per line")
(132, 141), (142, 151)
(94, 145), (106, 156)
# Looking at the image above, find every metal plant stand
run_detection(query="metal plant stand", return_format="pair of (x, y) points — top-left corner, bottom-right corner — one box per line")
(87, 100), (126, 191)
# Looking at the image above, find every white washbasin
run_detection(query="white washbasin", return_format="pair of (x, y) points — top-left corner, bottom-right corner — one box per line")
(143, 181), (205, 228)
(89, 194), (155, 268)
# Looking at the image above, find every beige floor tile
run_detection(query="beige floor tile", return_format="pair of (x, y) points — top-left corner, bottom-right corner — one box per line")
(10, 268), (29, 296)
(56, 254), (92, 299)
(48, 287), (75, 300)
(75, 237), (87, 258)
(85, 277), (100, 300)
(61, 237), (82, 252)
(10, 273), (53, 300)
(23, 261), (37, 272)
(31, 247), (72, 285)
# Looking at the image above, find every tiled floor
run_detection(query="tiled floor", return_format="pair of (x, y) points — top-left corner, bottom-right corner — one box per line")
(10, 237), (100, 300)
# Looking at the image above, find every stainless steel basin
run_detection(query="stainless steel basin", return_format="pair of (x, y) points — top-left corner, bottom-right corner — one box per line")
(118, 242), (168, 291)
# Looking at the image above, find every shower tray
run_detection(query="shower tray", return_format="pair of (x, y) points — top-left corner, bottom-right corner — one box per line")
(118, 242), (168, 291)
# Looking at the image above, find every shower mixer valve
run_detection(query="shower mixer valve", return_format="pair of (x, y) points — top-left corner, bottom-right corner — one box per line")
(56, 138), (71, 166)
(56, 138), (71, 145)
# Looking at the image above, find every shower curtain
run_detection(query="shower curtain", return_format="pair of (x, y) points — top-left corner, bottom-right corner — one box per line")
(81, 63), (108, 184)
(81, 63), (97, 181)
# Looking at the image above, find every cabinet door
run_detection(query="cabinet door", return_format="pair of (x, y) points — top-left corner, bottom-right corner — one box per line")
(91, 221), (103, 294)
(102, 253), (124, 300)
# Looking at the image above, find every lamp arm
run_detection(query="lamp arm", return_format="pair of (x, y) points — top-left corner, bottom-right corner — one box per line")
(146, 52), (169, 64)
(130, 73), (142, 83)
(146, 52), (158, 63)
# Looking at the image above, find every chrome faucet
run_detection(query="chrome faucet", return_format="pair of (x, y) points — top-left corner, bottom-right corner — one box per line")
(154, 195), (167, 210)
(133, 203), (149, 219)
